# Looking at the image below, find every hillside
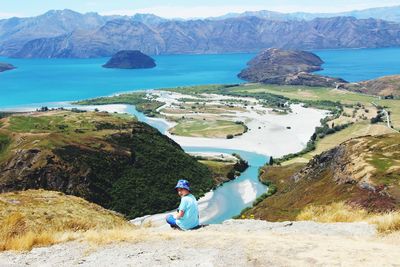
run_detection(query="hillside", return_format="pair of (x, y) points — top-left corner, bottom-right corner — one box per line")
(0, 189), (129, 251)
(2, 14), (400, 58)
(0, 110), (214, 218)
(344, 75), (400, 97)
(238, 48), (347, 87)
(243, 133), (400, 221)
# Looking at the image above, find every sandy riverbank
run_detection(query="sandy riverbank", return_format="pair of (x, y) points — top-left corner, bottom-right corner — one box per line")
(148, 91), (328, 157)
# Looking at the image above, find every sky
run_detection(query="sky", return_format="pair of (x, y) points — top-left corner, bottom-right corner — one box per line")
(0, 0), (400, 19)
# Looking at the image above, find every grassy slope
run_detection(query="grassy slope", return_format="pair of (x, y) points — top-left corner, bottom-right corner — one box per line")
(243, 134), (400, 222)
(0, 111), (214, 219)
(0, 189), (129, 251)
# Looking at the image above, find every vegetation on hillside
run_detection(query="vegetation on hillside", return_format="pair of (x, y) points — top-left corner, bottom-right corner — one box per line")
(0, 190), (130, 251)
(0, 111), (214, 219)
(240, 134), (400, 232)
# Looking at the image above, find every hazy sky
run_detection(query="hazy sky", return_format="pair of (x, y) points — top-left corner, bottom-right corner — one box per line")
(1, 0), (399, 19)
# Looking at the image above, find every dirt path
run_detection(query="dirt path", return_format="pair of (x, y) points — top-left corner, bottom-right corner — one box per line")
(1, 220), (399, 267)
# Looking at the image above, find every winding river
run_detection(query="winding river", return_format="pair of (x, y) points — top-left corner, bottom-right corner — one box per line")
(126, 105), (269, 224)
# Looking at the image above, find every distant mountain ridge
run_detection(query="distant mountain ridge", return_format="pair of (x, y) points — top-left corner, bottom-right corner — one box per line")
(211, 5), (400, 22)
(1, 9), (400, 58)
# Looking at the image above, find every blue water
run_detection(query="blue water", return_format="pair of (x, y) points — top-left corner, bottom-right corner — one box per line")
(2, 47), (400, 108)
(0, 53), (254, 108)
(313, 47), (400, 82)
(183, 147), (268, 224)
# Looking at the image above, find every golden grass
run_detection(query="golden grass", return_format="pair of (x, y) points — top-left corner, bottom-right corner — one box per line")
(297, 202), (400, 234)
(0, 190), (131, 251)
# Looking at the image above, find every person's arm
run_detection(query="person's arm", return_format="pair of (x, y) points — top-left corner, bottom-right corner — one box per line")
(174, 197), (187, 219)
(174, 210), (184, 219)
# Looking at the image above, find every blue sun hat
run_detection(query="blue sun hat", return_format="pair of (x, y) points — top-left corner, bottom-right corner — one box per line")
(175, 179), (191, 191)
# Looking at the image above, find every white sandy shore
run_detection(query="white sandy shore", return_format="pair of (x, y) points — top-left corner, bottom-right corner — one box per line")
(147, 90), (329, 158)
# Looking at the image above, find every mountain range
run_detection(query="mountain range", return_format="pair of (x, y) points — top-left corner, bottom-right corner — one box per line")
(1, 8), (400, 58)
(212, 5), (400, 22)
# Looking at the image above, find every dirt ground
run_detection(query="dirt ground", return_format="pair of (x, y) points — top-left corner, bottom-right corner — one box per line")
(1, 220), (399, 267)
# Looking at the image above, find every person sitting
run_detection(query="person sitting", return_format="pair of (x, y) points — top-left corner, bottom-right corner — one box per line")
(165, 179), (199, 230)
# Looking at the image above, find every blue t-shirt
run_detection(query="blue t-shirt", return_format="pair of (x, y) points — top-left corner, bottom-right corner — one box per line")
(176, 194), (199, 230)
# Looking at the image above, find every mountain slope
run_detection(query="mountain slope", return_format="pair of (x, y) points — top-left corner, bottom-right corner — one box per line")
(0, 111), (213, 218)
(5, 16), (400, 58)
(0, 9), (120, 56)
(344, 75), (400, 97)
(244, 133), (400, 221)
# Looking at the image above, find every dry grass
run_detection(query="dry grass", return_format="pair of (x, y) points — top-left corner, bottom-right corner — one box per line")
(297, 202), (400, 234)
(0, 190), (132, 251)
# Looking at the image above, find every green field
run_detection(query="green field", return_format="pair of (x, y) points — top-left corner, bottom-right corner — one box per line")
(75, 92), (165, 117)
(170, 119), (246, 138)
(164, 83), (400, 129)
(230, 84), (400, 130)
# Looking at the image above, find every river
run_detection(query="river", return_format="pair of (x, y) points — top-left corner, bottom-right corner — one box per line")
(125, 105), (269, 224)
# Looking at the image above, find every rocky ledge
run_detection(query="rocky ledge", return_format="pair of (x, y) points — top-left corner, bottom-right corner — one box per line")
(238, 48), (346, 87)
(103, 50), (156, 69)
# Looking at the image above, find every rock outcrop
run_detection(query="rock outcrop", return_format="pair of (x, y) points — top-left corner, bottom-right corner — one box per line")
(103, 50), (156, 69)
(238, 48), (347, 87)
(0, 62), (15, 72)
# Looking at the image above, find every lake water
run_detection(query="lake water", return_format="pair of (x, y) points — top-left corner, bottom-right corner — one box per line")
(313, 47), (400, 82)
(0, 53), (253, 108)
(1, 47), (400, 109)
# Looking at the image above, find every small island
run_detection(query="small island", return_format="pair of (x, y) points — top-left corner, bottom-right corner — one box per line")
(102, 50), (156, 69)
(238, 48), (346, 87)
(0, 62), (16, 72)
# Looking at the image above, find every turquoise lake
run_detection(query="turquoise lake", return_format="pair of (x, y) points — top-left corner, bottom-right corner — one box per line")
(1, 47), (400, 109)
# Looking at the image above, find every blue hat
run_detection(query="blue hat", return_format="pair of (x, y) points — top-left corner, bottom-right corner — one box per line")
(175, 179), (190, 191)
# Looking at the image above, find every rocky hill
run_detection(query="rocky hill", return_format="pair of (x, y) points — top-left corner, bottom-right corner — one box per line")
(343, 75), (400, 97)
(0, 63), (15, 72)
(2, 13), (400, 58)
(103, 50), (156, 69)
(243, 133), (400, 221)
(0, 110), (214, 219)
(238, 48), (347, 87)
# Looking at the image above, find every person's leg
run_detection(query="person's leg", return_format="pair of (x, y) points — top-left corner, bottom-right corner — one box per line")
(166, 214), (178, 228)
